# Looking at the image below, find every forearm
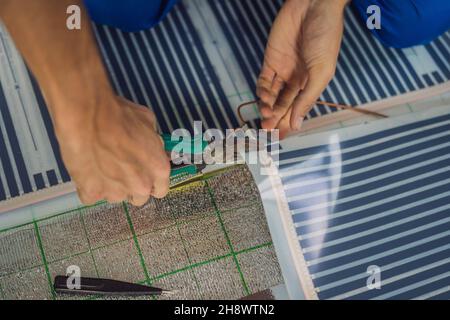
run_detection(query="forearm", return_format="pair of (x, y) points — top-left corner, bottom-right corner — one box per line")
(0, 0), (113, 135)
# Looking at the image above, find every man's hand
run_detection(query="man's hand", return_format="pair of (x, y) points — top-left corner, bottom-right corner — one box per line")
(257, 0), (349, 138)
(58, 96), (170, 206)
(1, 0), (170, 206)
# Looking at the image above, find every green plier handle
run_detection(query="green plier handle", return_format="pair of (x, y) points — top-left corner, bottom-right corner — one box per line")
(160, 133), (209, 178)
(160, 133), (208, 154)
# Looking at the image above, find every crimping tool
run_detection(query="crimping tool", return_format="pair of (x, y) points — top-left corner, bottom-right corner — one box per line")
(161, 131), (246, 189)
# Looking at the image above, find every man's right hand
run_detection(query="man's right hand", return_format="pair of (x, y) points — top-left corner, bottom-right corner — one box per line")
(1, 0), (170, 206)
(58, 96), (170, 206)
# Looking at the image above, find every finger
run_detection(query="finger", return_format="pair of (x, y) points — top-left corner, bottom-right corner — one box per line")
(102, 179), (128, 203)
(257, 87), (277, 111)
(121, 165), (153, 197)
(120, 167), (154, 204)
(277, 107), (301, 139)
(261, 113), (281, 130)
(105, 190), (127, 203)
(256, 64), (275, 102)
(259, 104), (274, 119)
(272, 83), (300, 119)
(148, 157), (171, 199)
(290, 65), (334, 129)
(271, 74), (285, 96)
(76, 181), (103, 205)
(77, 187), (101, 205)
(129, 193), (150, 207)
(259, 74), (285, 111)
(151, 181), (169, 199)
(289, 99), (311, 130)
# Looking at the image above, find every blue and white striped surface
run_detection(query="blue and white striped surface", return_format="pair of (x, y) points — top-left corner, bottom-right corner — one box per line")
(0, 0), (449, 203)
(278, 106), (450, 300)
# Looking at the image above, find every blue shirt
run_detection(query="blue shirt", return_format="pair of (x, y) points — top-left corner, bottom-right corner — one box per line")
(352, 0), (450, 48)
(83, 0), (179, 32)
(84, 0), (450, 48)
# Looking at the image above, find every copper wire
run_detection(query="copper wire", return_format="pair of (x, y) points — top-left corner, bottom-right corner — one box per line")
(236, 99), (388, 124)
(237, 99), (260, 125)
(314, 101), (389, 119)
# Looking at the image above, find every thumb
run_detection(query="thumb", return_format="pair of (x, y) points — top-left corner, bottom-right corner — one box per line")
(290, 65), (334, 130)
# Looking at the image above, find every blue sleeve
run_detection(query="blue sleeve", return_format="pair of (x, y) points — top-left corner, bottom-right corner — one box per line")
(352, 0), (450, 48)
(83, 0), (179, 32)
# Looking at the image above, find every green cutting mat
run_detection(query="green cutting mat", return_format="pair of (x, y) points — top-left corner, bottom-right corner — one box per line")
(0, 166), (283, 300)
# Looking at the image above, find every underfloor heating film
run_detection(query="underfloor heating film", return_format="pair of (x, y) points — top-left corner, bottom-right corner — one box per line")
(275, 106), (450, 300)
(1, 0), (450, 200)
(0, 166), (283, 300)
